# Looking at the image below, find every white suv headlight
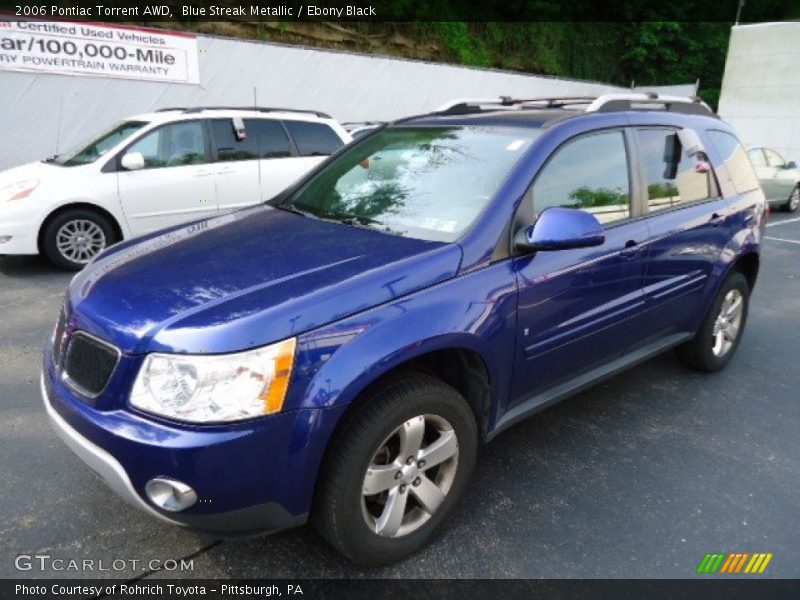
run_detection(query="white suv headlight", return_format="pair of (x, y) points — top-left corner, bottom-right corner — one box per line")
(0, 179), (39, 202)
(130, 338), (296, 423)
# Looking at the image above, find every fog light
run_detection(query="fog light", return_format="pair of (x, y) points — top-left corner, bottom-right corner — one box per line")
(145, 477), (197, 512)
(0, 236), (11, 244)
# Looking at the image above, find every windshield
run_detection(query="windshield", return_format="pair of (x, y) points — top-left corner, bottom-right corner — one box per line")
(49, 121), (148, 166)
(280, 126), (540, 242)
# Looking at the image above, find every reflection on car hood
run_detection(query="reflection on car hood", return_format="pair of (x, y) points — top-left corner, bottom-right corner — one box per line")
(67, 205), (463, 354)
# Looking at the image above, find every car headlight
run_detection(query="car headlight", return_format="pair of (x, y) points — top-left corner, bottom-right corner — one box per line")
(0, 179), (39, 202)
(130, 338), (296, 423)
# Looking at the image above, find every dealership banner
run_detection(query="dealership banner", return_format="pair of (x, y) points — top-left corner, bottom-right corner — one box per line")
(0, 19), (199, 83)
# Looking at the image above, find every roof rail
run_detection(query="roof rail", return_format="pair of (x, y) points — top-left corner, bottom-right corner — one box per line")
(436, 97), (517, 113)
(433, 93), (715, 118)
(437, 96), (605, 115)
(585, 93), (714, 116)
(178, 106), (332, 118)
(155, 107), (187, 112)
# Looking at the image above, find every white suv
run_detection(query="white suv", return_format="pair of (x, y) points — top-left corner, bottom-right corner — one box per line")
(0, 107), (351, 269)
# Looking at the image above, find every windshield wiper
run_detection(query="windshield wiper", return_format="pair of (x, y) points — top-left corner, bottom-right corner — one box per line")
(277, 203), (317, 218)
(323, 213), (405, 235)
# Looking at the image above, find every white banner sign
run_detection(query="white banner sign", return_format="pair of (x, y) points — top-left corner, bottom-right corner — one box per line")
(0, 20), (199, 84)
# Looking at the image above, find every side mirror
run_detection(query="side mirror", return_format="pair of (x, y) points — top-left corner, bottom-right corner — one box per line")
(120, 151), (145, 171)
(515, 207), (605, 252)
(786, 160), (797, 169)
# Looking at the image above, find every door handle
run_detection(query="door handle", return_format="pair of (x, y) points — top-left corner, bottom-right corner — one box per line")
(620, 240), (642, 259)
(709, 213), (725, 227)
(217, 168), (235, 175)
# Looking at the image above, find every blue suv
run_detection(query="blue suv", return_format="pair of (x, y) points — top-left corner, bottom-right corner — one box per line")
(43, 95), (766, 565)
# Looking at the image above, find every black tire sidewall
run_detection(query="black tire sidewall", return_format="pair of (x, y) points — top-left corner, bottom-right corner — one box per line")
(320, 376), (477, 566)
(695, 273), (750, 371)
(784, 186), (800, 213)
(42, 209), (116, 270)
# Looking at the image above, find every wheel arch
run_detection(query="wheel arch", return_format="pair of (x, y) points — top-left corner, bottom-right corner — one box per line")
(338, 345), (492, 442)
(37, 202), (124, 252)
(731, 250), (760, 292)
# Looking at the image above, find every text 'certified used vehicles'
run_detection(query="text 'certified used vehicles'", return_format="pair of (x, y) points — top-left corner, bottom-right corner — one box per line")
(43, 94), (765, 565)
(0, 106), (350, 269)
(747, 146), (800, 212)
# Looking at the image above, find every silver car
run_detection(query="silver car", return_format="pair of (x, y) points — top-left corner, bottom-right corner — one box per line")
(748, 146), (800, 212)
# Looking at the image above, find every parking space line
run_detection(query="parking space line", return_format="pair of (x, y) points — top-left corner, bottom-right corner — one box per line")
(766, 236), (800, 245)
(766, 216), (800, 228)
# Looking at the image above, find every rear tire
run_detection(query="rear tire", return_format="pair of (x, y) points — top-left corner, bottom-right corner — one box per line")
(42, 208), (118, 271)
(676, 272), (749, 372)
(783, 186), (800, 213)
(313, 371), (478, 566)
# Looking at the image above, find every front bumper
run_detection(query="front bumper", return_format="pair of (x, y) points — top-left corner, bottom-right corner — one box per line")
(42, 374), (181, 527)
(42, 360), (344, 536)
(0, 203), (42, 255)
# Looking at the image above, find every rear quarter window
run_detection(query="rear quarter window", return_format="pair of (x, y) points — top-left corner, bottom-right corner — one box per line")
(284, 121), (344, 156)
(707, 130), (760, 195)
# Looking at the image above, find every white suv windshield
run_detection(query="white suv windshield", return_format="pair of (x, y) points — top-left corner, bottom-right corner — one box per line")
(48, 121), (148, 166)
(281, 126), (540, 242)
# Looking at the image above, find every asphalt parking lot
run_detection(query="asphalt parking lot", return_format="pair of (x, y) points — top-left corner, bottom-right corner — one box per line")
(1, 213), (798, 580)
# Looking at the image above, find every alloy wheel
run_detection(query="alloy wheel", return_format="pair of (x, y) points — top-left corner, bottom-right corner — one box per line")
(789, 188), (800, 212)
(712, 289), (744, 357)
(56, 219), (106, 264)
(361, 414), (459, 538)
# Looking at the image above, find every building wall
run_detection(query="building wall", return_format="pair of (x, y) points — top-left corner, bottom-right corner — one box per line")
(0, 30), (699, 171)
(718, 22), (800, 161)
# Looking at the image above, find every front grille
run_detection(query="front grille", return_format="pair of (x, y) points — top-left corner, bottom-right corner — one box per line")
(64, 333), (119, 396)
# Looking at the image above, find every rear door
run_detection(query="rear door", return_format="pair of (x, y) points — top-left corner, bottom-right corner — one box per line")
(282, 119), (346, 179)
(246, 118), (301, 200)
(117, 120), (217, 236)
(633, 126), (731, 341)
(209, 118), (262, 212)
(511, 128), (650, 406)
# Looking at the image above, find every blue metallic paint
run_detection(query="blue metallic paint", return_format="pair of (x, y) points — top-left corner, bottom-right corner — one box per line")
(43, 108), (766, 533)
(524, 207), (605, 250)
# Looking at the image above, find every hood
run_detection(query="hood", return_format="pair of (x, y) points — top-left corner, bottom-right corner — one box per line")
(0, 161), (90, 190)
(67, 206), (463, 354)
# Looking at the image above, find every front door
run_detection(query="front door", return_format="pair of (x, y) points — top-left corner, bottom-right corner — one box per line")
(117, 120), (217, 236)
(511, 129), (649, 407)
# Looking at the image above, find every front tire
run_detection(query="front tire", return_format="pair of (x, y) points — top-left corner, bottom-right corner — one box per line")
(42, 209), (117, 271)
(783, 186), (800, 213)
(677, 272), (750, 372)
(313, 372), (478, 566)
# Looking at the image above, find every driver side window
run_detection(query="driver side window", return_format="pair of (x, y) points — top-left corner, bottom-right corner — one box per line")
(127, 121), (208, 169)
(532, 131), (631, 225)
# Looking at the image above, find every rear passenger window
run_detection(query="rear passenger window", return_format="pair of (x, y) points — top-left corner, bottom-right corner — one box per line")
(707, 130), (760, 194)
(245, 119), (292, 159)
(636, 128), (714, 213)
(532, 131), (631, 224)
(284, 121), (344, 156)
(211, 119), (259, 162)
